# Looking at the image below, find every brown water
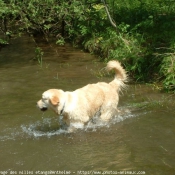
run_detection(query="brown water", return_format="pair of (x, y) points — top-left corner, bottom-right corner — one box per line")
(0, 36), (175, 175)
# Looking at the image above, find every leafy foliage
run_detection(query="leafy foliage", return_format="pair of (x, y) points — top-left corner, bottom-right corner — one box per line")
(0, 0), (175, 92)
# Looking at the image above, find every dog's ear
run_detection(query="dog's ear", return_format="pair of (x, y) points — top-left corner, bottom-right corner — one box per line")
(50, 95), (59, 106)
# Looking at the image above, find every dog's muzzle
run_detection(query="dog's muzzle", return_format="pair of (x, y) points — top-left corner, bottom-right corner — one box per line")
(40, 107), (48, 111)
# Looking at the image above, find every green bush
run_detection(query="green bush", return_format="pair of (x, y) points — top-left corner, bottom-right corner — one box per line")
(0, 0), (175, 92)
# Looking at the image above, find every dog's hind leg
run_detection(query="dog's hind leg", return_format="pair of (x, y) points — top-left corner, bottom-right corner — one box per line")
(100, 112), (112, 122)
(99, 105), (118, 122)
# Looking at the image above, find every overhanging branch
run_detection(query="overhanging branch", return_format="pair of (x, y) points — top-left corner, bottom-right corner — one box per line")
(101, 0), (118, 31)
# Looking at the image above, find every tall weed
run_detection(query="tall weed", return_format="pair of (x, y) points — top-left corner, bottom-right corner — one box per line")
(161, 54), (175, 92)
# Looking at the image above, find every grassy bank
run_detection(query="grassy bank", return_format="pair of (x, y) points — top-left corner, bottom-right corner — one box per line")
(0, 0), (174, 92)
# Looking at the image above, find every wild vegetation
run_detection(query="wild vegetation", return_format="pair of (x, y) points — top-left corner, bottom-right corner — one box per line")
(0, 0), (175, 92)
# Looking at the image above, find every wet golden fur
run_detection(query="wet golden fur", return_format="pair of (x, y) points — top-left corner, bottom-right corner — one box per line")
(37, 60), (127, 128)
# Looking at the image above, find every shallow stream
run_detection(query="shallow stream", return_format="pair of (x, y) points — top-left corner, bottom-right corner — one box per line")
(0, 36), (175, 175)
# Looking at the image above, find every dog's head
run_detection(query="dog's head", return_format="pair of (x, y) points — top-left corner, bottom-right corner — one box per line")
(37, 89), (65, 115)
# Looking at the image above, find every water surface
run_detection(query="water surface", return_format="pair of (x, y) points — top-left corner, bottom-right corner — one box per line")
(0, 36), (175, 175)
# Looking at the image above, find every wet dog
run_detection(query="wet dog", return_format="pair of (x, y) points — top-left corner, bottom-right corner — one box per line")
(37, 60), (127, 130)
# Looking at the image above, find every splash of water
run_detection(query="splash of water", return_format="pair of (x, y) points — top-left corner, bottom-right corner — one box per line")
(21, 117), (68, 138)
(21, 107), (136, 138)
(0, 105), (149, 141)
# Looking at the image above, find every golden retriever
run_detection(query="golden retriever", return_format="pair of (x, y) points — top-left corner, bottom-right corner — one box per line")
(37, 60), (127, 130)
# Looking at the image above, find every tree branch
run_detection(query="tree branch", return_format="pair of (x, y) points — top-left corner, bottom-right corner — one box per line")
(101, 0), (118, 31)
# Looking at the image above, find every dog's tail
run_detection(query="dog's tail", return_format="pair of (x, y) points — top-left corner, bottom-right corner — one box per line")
(106, 60), (127, 90)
